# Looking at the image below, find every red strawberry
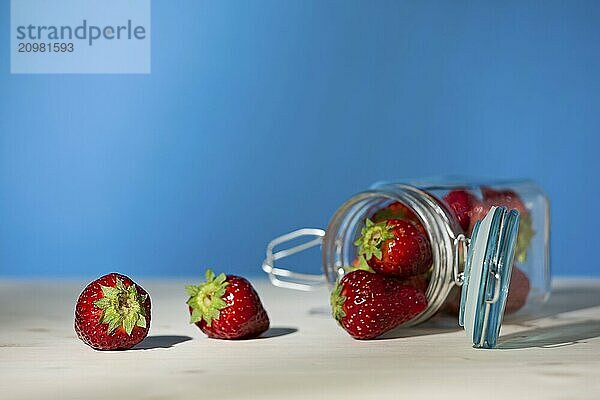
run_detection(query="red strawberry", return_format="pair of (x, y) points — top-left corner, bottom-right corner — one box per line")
(443, 266), (530, 316)
(372, 201), (428, 236)
(481, 187), (527, 214)
(478, 187), (534, 263)
(470, 187), (527, 234)
(346, 255), (375, 273)
(74, 273), (151, 350)
(347, 257), (429, 292)
(443, 285), (462, 316)
(355, 218), (432, 278)
(505, 266), (530, 314)
(443, 189), (480, 232)
(400, 273), (429, 293)
(467, 200), (490, 236)
(372, 201), (419, 224)
(331, 270), (428, 339)
(186, 269), (269, 340)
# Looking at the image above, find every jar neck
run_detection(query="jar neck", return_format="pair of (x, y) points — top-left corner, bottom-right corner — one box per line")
(321, 183), (461, 325)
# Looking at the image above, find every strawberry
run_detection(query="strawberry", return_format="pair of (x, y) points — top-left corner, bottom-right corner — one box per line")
(400, 273), (429, 293)
(354, 218), (432, 278)
(186, 269), (269, 340)
(443, 189), (480, 232)
(481, 187), (527, 214)
(346, 255), (375, 273)
(442, 286), (462, 316)
(505, 266), (530, 314)
(372, 201), (419, 224)
(347, 257), (430, 292)
(74, 273), (151, 350)
(467, 201), (490, 236)
(443, 266), (530, 316)
(372, 201), (427, 235)
(331, 270), (428, 339)
(480, 187), (535, 264)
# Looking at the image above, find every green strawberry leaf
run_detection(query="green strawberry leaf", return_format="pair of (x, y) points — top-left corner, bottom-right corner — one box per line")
(93, 276), (148, 336)
(515, 212), (535, 264)
(186, 268), (230, 327)
(354, 219), (395, 260)
(330, 282), (347, 323)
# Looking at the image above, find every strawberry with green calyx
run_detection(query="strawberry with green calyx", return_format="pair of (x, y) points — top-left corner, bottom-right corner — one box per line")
(355, 218), (432, 278)
(75, 273), (151, 350)
(331, 270), (428, 339)
(354, 219), (396, 261)
(186, 269), (269, 340)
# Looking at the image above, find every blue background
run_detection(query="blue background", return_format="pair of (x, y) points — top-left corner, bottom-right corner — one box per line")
(1, 1), (598, 278)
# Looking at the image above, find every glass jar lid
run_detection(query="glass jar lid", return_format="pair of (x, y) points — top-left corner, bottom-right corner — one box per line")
(459, 206), (520, 349)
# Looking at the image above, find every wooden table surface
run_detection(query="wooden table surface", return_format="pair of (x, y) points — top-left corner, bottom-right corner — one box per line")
(1, 277), (599, 400)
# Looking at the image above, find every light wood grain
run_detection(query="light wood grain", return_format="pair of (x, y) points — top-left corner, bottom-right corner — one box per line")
(1, 278), (599, 400)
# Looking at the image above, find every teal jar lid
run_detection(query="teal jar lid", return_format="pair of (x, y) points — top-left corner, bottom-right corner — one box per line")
(459, 206), (520, 349)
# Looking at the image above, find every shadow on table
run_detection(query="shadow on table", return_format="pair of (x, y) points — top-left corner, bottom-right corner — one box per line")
(259, 327), (298, 339)
(377, 316), (461, 339)
(496, 283), (600, 349)
(308, 307), (330, 317)
(133, 335), (192, 350)
(502, 283), (600, 326)
(531, 284), (600, 319)
(497, 320), (600, 349)
(207, 327), (298, 341)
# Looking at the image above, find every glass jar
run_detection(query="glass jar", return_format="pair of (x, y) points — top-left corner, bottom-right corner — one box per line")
(262, 178), (550, 348)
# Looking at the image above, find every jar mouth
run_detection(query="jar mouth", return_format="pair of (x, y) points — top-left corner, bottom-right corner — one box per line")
(321, 184), (461, 326)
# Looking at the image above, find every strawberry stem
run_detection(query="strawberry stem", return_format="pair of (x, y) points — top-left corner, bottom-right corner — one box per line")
(185, 269), (229, 327)
(353, 219), (395, 260)
(330, 282), (347, 323)
(93, 277), (148, 336)
(343, 255), (375, 274)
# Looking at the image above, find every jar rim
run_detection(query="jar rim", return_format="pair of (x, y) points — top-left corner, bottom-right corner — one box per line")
(321, 183), (462, 326)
